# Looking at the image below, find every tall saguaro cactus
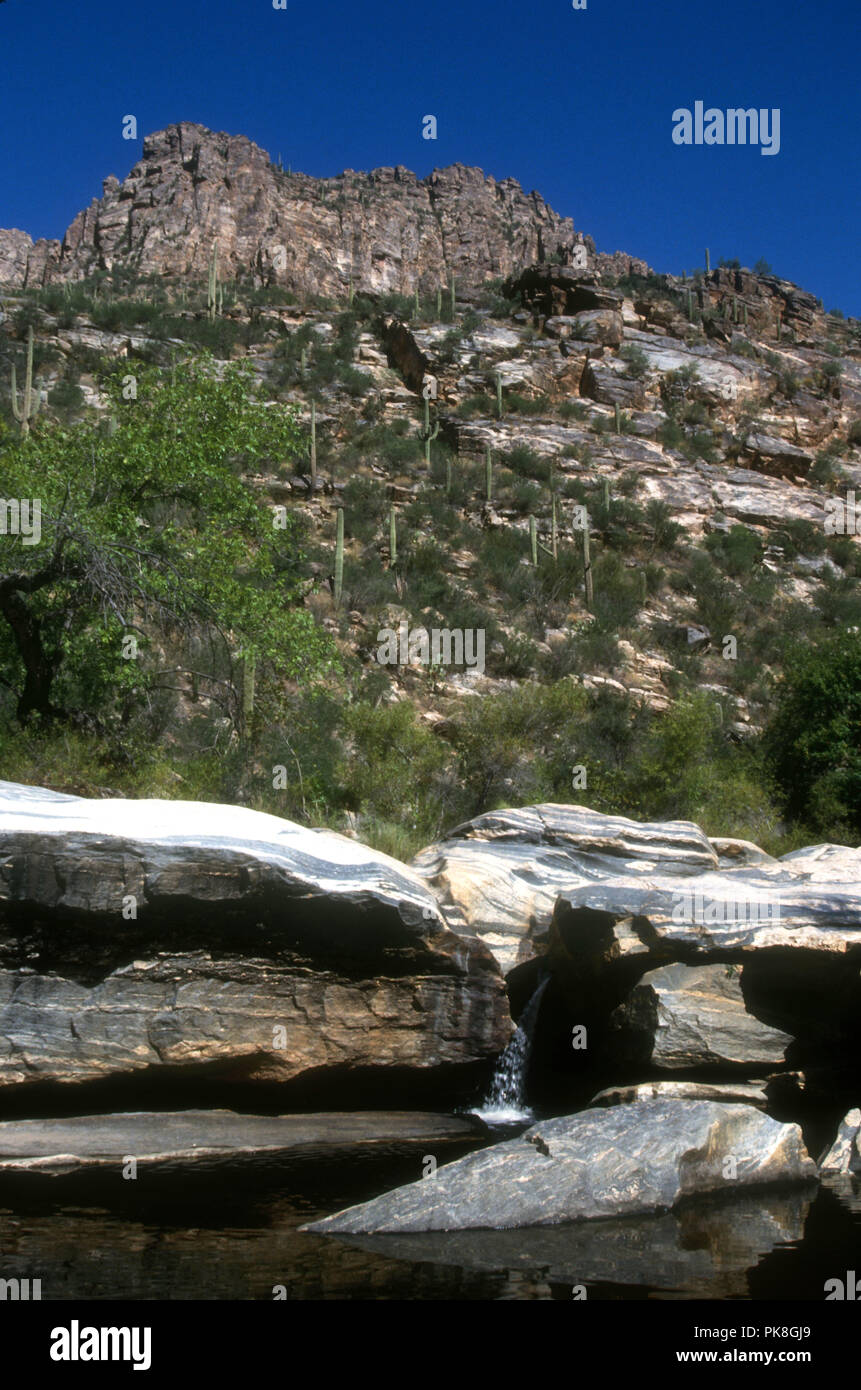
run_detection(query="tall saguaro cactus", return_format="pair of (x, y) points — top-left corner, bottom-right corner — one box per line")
(389, 505), (398, 565)
(421, 397), (440, 464)
(242, 651), (256, 726)
(334, 508), (344, 605)
(10, 327), (40, 437)
(310, 401), (317, 481)
(581, 521), (593, 609)
(529, 515), (538, 567)
(208, 244), (221, 320)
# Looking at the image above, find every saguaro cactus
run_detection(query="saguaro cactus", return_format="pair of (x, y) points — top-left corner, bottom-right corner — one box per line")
(450, 275), (456, 319)
(334, 508), (344, 605)
(705, 248), (711, 274)
(207, 244), (221, 321)
(581, 521), (593, 608)
(389, 505), (398, 565)
(11, 327), (40, 437)
(551, 492), (558, 560)
(310, 401), (317, 481)
(530, 515), (538, 567)
(242, 651), (256, 725)
(421, 398), (440, 464)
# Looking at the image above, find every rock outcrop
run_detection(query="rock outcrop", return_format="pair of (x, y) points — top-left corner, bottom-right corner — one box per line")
(0, 123), (588, 298)
(411, 804), (719, 975)
(304, 1099), (817, 1232)
(0, 781), (510, 1100)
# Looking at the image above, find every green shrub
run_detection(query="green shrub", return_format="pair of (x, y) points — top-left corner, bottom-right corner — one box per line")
(762, 630), (861, 835)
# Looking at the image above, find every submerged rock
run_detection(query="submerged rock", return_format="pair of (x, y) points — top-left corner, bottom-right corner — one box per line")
(304, 1099), (817, 1233)
(0, 1110), (481, 1176)
(333, 1188), (812, 1296)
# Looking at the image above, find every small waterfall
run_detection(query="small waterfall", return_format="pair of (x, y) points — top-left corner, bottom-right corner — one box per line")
(473, 976), (550, 1125)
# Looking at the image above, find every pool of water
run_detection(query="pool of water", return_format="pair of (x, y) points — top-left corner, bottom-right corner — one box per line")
(0, 1138), (857, 1300)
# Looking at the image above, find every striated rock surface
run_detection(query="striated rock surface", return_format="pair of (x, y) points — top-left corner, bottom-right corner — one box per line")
(0, 781), (510, 1096)
(336, 1189), (812, 1296)
(820, 1108), (861, 1174)
(411, 803), (718, 974)
(304, 1099), (817, 1232)
(609, 962), (793, 1072)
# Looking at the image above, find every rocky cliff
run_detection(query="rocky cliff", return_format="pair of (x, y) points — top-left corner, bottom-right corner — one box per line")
(0, 122), (650, 298)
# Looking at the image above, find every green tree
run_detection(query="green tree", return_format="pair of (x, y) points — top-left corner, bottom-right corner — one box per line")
(762, 632), (861, 835)
(0, 354), (334, 728)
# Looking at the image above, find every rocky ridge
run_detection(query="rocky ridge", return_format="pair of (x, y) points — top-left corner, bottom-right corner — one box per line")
(0, 123), (647, 298)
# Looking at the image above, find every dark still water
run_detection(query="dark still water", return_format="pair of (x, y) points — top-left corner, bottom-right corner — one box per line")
(0, 1134), (859, 1301)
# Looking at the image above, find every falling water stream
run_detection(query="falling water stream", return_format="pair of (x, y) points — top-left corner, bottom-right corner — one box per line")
(472, 976), (550, 1124)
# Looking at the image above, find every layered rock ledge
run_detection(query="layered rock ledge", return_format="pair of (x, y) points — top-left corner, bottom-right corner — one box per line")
(0, 782), (510, 1099)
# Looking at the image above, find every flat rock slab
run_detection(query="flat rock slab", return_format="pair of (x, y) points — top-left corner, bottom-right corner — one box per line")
(589, 1080), (770, 1109)
(0, 1110), (481, 1176)
(305, 1099), (817, 1233)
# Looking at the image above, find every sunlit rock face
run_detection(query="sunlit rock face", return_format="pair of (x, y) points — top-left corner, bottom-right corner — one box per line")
(304, 1099), (818, 1233)
(0, 781), (511, 1099)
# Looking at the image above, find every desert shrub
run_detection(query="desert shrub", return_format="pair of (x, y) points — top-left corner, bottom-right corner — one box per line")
(704, 525), (763, 576)
(619, 344), (649, 379)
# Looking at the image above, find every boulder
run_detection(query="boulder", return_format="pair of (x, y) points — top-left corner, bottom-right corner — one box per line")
(410, 804), (718, 975)
(609, 962), (793, 1071)
(0, 782), (510, 1098)
(304, 1099), (817, 1233)
(337, 1189), (811, 1296)
(546, 310), (623, 347)
(580, 358), (645, 408)
(820, 1108), (861, 1174)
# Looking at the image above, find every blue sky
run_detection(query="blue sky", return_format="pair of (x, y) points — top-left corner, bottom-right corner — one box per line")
(1, 0), (858, 314)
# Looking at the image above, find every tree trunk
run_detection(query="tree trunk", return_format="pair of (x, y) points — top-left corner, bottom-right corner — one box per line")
(0, 588), (59, 723)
